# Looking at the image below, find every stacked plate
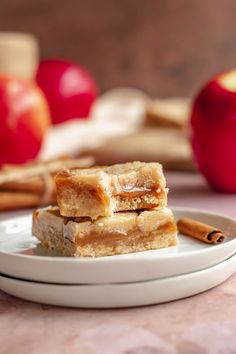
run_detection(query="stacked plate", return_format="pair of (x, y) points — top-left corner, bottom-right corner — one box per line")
(0, 207), (235, 308)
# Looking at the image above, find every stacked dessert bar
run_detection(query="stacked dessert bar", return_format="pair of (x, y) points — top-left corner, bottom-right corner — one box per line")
(32, 162), (177, 257)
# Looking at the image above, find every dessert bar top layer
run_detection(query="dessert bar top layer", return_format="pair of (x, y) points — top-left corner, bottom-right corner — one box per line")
(55, 161), (168, 219)
(33, 205), (174, 237)
(68, 206), (175, 240)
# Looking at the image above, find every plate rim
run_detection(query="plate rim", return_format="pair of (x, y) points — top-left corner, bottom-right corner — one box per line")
(0, 253), (235, 308)
(0, 206), (235, 263)
(0, 252), (235, 286)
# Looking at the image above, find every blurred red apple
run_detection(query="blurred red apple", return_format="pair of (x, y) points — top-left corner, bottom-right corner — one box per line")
(36, 59), (98, 124)
(191, 70), (236, 192)
(0, 75), (51, 165)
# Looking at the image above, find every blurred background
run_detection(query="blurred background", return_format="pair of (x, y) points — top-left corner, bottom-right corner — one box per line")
(1, 0), (236, 211)
(1, 0), (236, 96)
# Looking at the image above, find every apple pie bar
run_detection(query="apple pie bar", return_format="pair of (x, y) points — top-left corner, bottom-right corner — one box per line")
(55, 161), (168, 219)
(32, 206), (177, 257)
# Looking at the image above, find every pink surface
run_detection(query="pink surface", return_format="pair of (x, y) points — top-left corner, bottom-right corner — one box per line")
(0, 172), (236, 354)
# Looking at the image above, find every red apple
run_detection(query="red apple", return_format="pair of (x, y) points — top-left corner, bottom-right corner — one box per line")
(36, 59), (98, 124)
(0, 75), (51, 165)
(191, 70), (236, 192)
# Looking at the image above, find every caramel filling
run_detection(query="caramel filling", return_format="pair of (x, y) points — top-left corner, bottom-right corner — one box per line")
(57, 175), (164, 203)
(73, 182), (163, 201)
(73, 221), (176, 247)
(112, 182), (163, 198)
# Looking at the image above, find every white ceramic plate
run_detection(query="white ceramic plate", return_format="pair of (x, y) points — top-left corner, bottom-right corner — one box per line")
(0, 254), (235, 308)
(0, 207), (236, 284)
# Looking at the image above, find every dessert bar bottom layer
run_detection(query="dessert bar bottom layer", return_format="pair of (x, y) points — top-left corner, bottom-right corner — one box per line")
(32, 206), (177, 257)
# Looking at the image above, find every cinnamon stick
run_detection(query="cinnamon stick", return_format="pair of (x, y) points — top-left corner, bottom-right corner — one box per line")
(0, 156), (94, 184)
(177, 218), (224, 244)
(0, 190), (56, 211)
(0, 178), (45, 193)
